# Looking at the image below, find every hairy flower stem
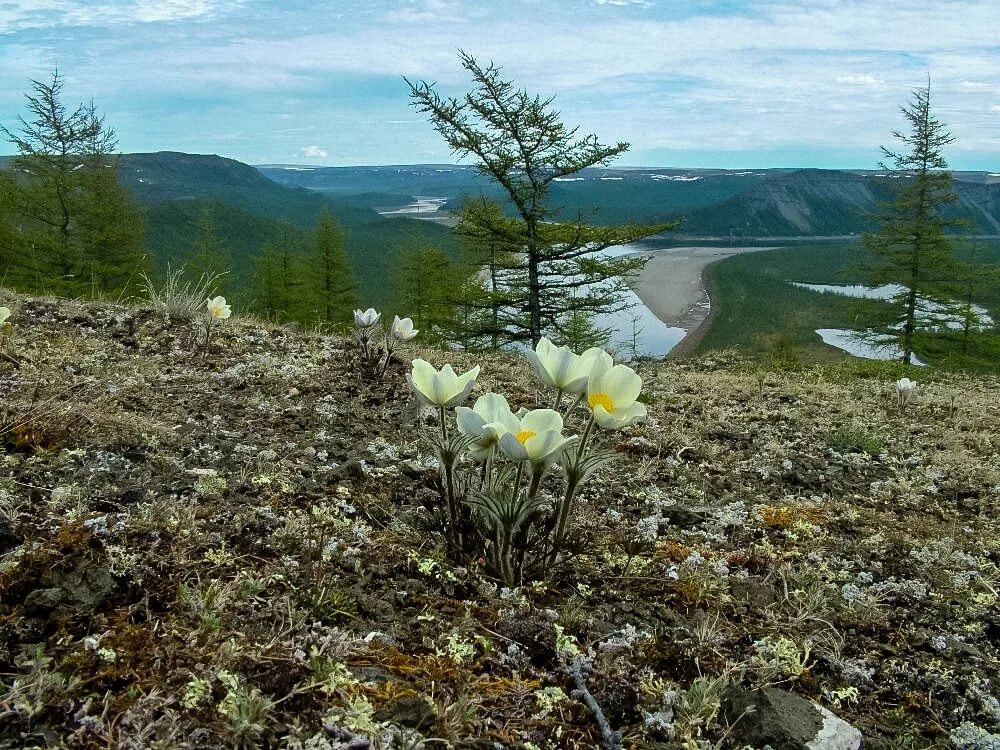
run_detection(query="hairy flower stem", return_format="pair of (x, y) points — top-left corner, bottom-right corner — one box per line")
(497, 462), (527, 585)
(202, 319), (214, 355)
(549, 416), (596, 566)
(575, 416), (595, 461)
(481, 449), (495, 491)
(551, 388), (564, 411)
(438, 406), (463, 552)
(527, 464), (544, 498)
(378, 339), (395, 377)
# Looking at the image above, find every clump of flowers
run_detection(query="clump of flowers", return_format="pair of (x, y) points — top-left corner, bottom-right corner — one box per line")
(204, 295), (231, 351)
(409, 336), (646, 585)
(353, 307), (418, 377)
(895, 377), (917, 411)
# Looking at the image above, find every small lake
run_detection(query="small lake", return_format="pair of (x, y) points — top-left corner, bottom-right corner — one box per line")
(579, 243), (688, 358)
(595, 288), (686, 360)
(815, 329), (927, 365)
(793, 281), (992, 363)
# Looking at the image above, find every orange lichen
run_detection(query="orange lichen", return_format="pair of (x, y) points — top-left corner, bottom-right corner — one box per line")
(474, 677), (541, 698)
(759, 504), (825, 530)
(653, 541), (693, 562)
(345, 680), (419, 705)
(353, 646), (462, 683)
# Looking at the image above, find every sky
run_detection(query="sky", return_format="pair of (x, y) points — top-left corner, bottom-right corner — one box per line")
(1, 0), (997, 170)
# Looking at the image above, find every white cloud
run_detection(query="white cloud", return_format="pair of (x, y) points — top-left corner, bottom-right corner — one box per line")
(959, 80), (995, 91)
(3, 0), (997, 167)
(836, 74), (882, 87)
(301, 145), (328, 158)
(0, 0), (243, 32)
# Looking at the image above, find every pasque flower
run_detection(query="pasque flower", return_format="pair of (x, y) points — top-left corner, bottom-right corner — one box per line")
(895, 377), (917, 406)
(456, 393), (519, 460)
(0, 307), (10, 325)
(409, 359), (480, 408)
(580, 346), (613, 371)
(498, 408), (575, 463)
(354, 307), (380, 328)
(206, 296), (231, 320)
(391, 315), (419, 341)
(587, 361), (647, 429)
(526, 337), (615, 395)
(526, 337), (594, 394)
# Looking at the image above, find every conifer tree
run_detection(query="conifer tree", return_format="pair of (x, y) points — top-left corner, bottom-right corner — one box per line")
(308, 210), (357, 326)
(187, 204), (230, 290)
(408, 52), (674, 347)
(940, 240), (1000, 364)
(1, 71), (146, 295)
(393, 245), (459, 343)
(859, 80), (963, 364)
(0, 172), (15, 282)
(253, 225), (305, 322)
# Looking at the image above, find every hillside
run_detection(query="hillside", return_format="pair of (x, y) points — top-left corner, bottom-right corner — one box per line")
(679, 169), (888, 237)
(259, 164), (1000, 237)
(258, 164), (774, 226)
(2, 291), (999, 748)
(119, 153), (460, 308)
(680, 170), (1000, 237)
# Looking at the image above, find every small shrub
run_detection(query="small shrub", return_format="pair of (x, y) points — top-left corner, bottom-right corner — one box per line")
(141, 266), (225, 321)
(829, 423), (885, 456)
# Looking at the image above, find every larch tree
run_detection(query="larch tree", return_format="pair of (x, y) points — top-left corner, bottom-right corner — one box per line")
(187, 204), (231, 290)
(407, 51), (674, 347)
(1, 70), (146, 295)
(941, 240), (1000, 363)
(253, 224), (305, 322)
(859, 80), (963, 364)
(393, 245), (460, 344)
(308, 210), (357, 327)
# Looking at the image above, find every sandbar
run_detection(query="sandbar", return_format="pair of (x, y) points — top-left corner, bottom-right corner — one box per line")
(628, 245), (775, 338)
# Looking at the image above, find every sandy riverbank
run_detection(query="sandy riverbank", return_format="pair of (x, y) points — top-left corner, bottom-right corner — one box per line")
(629, 246), (775, 335)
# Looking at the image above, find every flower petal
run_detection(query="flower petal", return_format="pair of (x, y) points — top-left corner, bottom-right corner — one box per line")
(521, 408), (563, 435)
(524, 430), (574, 462)
(456, 406), (486, 436)
(499, 431), (528, 461)
(601, 364), (642, 409)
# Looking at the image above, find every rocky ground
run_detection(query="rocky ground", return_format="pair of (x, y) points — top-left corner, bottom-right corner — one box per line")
(1, 292), (999, 749)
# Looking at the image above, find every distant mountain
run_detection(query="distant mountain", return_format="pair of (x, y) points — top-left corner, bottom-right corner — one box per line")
(118, 153), (459, 306)
(678, 169), (1000, 237)
(257, 164), (774, 225)
(259, 163), (1000, 237)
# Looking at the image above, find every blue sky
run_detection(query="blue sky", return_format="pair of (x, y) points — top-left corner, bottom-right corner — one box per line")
(1, 0), (997, 169)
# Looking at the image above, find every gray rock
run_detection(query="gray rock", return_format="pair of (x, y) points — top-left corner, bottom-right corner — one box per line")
(721, 687), (861, 750)
(374, 696), (436, 729)
(23, 560), (116, 617)
(661, 503), (711, 529)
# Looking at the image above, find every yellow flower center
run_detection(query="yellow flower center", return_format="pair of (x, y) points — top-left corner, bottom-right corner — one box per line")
(589, 392), (615, 413)
(516, 429), (536, 444)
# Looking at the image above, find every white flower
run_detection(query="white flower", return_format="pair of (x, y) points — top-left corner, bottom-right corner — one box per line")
(206, 296), (231, 320)
(526, 337), (593, 394)
(895, 377), (917, 405)
(391, 315), (419, 341)
(580, 346), (613, 372)
(354, 307), (380, 328)
(408, 359), (480, 408)
(587, 362), (647, 429)
(498, 408), (575, 464)
(456, 393), (519, 460)
(0, 307), (10, 325)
